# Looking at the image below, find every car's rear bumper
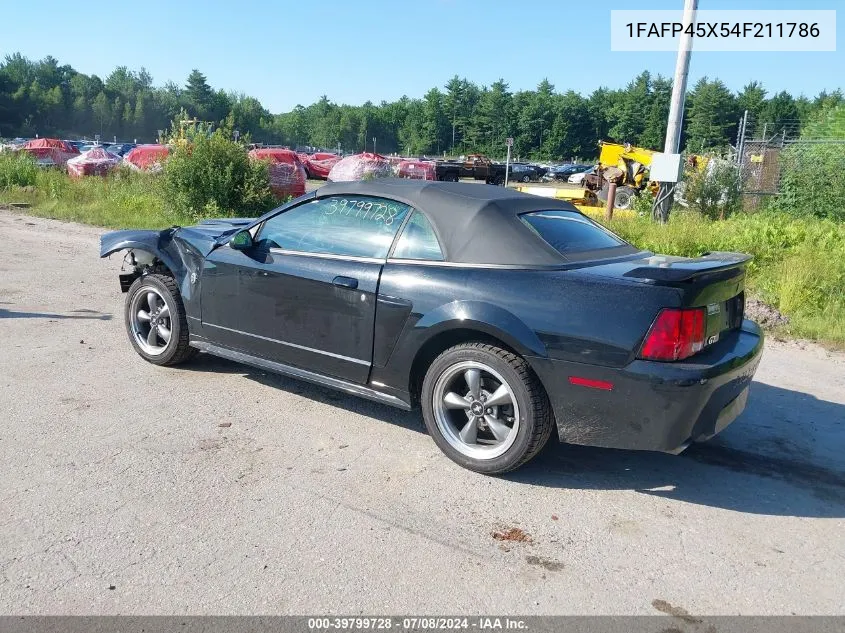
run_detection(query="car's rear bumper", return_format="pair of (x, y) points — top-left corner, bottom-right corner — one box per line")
(528, 320), (764, 453)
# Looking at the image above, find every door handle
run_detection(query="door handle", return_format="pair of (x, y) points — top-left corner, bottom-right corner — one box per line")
(332, 276), (358, 289)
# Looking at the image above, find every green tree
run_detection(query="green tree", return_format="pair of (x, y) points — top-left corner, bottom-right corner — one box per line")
(802, 102), (845, 139)
(185, 69), (213, 119)
(91, 91), (111, 136)
(514, 80), (554, 158)
(105, 66), (140, 99)
(230, 95), (269, 138)
(608, 71), (651, 143)
(736, 81), (767, 125)
(420, 88), (449, 155)
(813, 89), (844, 113)
(684, 77), (738, 151)
(444, 76), (478, 151)
(585, 87), (618, 156)
(473, 79), (512, 156)
(122, 101), (134, 137)
(133, 94), (147, 140)
(639, 75), (672, 149)
(1, 51), (841, 164)
(42, 85), (64, 132)
(761, 91), (799, 136)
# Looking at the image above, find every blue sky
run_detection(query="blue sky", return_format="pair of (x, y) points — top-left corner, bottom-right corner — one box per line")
(2, 0), (841, 112)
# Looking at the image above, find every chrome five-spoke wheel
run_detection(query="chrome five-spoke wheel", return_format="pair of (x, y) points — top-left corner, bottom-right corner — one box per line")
(129, 287), (172, 356)
(124, 274), (196, 366)
(432, 360), (520, 460)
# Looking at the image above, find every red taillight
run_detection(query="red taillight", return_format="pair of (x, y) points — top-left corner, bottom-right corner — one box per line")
(638, 308), (706, 361)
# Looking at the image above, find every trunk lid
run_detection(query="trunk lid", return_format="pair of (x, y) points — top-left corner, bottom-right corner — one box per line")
(581, 251), (749, 352)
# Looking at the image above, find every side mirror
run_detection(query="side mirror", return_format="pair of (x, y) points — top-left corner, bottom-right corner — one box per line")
(229, 229), (254, 251)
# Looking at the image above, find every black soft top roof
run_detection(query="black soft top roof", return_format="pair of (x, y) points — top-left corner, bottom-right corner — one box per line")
(315, 179), (609, 265)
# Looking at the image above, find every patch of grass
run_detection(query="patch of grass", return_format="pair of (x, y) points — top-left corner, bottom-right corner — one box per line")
(589, 210), (845, 346)
(0, 151), (39, 189)
(0, 167), (193, 229)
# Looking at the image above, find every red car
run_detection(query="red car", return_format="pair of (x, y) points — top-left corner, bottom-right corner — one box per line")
(249, 148), (307, 199)
(19, 138), (79, 167)
(397, 159), (436, 180)
(298, 152), (341, 180)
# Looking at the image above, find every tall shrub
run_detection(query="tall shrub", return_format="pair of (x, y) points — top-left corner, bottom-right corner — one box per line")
(160, 126), (274, 218)
(682, 158), (742, 220)
(771, 144), (845, 221)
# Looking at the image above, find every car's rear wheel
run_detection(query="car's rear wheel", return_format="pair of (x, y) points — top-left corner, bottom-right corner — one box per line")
(125, 273), (196, 366)
(521, 174), (531, 183)
(421, 343), (553, 474)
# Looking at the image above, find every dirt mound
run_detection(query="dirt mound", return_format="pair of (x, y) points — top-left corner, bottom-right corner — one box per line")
(746, 298), (789, 328)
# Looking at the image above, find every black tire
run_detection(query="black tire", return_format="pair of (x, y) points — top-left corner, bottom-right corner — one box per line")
(421, 342), (554, 474)
(614, 186), (636, 210)
(521, 175), (531, 183)
(443, 171), (459, 182)
(124, 273), (196, 366)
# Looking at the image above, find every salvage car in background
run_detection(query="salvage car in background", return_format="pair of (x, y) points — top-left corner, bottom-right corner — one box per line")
(508, 163), (543, 183)
(299, 152), (341, 180)
(328, 152), (392, 181)
(18, 138), (79, 166)
(248, 148), (307, 199)
(545, 163), (593, 182)
(107, 142), (137, 157)
(397, 159), (437, 180)
(100, 180), (762, 474)
(123, 144), (171, 172)
(568, 165), (595, 184)
(66, 146), (121, 178)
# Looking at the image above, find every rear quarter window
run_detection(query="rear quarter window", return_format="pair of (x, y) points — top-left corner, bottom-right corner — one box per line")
(520, 210), (627, 256)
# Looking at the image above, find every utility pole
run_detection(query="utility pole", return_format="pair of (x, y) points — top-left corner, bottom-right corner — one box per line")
(735, 110), (748, 165)
(652, 0), (698, 223)
(504, 137), (513, 187)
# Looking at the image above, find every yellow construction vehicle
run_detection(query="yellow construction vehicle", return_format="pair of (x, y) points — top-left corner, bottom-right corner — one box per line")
(513, 140), (657, 213)
(583, 141), (657, 210)
(512, 184), (636, 218)
(516, 141), (710, 214)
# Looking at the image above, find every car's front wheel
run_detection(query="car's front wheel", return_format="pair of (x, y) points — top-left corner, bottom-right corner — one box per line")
(421, 343), (553, 474)
(124, 273), (196, 366)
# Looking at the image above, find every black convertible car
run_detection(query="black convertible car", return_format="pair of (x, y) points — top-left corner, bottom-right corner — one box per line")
(100, 180), (763, 474)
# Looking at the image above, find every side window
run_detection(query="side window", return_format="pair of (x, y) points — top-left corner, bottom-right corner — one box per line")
(391, 211), (444, 261)
(255, 196), (411, 259)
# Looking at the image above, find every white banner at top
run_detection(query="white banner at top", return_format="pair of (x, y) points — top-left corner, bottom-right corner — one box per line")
(610, 10), (836, 52)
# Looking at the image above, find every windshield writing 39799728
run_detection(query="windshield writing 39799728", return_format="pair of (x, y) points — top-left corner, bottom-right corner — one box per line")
(323, 198), (403, 226)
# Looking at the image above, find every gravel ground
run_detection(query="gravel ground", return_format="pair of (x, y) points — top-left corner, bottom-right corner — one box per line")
(1, 210), (844, 615)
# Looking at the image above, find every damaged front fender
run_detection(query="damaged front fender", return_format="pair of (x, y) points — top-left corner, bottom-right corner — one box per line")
(100, 218), (256, 319)
(99, 228), (182, 273)
(99, 228), (206, 320)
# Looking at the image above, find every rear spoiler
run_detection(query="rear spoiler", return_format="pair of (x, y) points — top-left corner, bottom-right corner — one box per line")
(623, 252), (752, 282)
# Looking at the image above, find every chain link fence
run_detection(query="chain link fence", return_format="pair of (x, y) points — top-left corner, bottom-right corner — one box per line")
(735, 114), (845, 215)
